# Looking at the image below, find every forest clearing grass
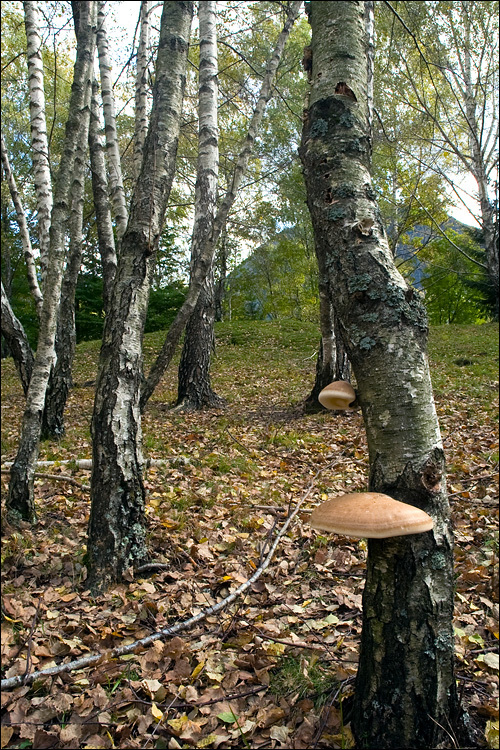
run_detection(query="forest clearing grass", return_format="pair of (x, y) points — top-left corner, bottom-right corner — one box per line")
(1, 320), (498, 748)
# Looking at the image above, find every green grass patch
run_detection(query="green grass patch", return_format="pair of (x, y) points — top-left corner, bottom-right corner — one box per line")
(270, 653), (339, 709)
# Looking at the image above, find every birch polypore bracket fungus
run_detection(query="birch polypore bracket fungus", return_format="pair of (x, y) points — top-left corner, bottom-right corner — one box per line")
(318, 380), (356, 410)
(310, 492), (434, 539)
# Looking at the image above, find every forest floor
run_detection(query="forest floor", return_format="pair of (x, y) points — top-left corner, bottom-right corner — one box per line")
(1, 320), (499, 750)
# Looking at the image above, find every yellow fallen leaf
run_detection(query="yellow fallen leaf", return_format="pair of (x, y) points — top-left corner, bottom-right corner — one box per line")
(1, 726), (14, 749)
(485, 720), (499, 749)
(197, 735), (218, 748)
(168, 716), (189, 734)
(191, 660), (205, 680)
(151, 702), (164, 722)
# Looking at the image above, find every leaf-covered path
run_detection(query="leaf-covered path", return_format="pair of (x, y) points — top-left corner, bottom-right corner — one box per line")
(1, 321), (498, 749)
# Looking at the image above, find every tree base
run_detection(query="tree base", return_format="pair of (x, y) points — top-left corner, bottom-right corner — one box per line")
(173, 388), (226, 412)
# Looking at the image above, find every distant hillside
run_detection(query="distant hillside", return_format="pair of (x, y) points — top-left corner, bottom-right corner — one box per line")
(393, 216), (480, 287)
(226, 218), (480, 319)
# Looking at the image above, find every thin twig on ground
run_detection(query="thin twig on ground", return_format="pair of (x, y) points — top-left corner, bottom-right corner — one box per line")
(1, 461), (334, 691)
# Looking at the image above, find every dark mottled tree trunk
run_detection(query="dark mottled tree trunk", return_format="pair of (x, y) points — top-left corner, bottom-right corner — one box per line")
(301, 3), (469, 747)
(86, 1), (193, 593)
(1, 281), (34, 396)
(304, 273), (350, 412)
(177, 269), (225, 410)
(214, 228), (228, 322)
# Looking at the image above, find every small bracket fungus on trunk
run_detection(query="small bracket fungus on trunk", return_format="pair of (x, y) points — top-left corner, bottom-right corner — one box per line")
(310, 492), (434, 539)
(318, 380), (356, 410)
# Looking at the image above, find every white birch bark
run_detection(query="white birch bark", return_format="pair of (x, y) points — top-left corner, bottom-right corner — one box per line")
(42, 56), (93, 438)
(133, 0), (152, 180)
(23, 1), (53, 289)
(1, 134), (43, 318)
(7, 1), (97, 524)
(87, 0), (194, 593)
(140, 0), (302, 410)
(89, 78), (117, 312)
(96, 0), (128, 241)
(176, 0), (221, 410)
(458, 8), (499, 308)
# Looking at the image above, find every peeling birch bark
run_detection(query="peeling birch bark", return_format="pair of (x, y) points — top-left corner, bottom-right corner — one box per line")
(87, 0), (194, 593)
(300, 3), (467, 747)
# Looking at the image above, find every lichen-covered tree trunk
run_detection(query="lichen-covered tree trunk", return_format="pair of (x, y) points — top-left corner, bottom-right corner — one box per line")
(7, 2), (97, 524)
(96, 0), (128, 242)
(86, 1), (193, 594)
(140, 0), (302, 411)
(88, 79), (117, 313)
(176, 0), (222, 411)
(300, 3), (466, 747)
(1, 281), (34, 396)
(23, 0), (53, 289)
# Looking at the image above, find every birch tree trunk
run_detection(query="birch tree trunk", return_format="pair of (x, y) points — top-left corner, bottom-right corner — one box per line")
(1, 133), (43, 318)
(304, 262), (350, 413)
(86, 1), (193, 594)
(96, 0), (128, 242)
(133, 0), (152, 180)
(1, 281), (34, 396)
(42, 68), (92, 438)
(23, 0), (53, 289)
(89, 79), (117, 313)
(140, 0), (302, 411)
(7, 2), (97, 524)
(214, 227), (229, 321)
(300, 2), (467, 746)
(176, 0), (222, 411)
(459, 8), (499, 315)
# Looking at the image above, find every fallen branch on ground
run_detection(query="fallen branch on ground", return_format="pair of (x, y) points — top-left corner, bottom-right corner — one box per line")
(1, 469), (89, 490)
(0, 458), (178, 470)
(1, 462), (332, 690)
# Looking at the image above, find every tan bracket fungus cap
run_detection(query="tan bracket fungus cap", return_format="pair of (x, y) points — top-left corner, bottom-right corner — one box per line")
(310, 492), (434, 539)
(318, 381), (356, 410)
